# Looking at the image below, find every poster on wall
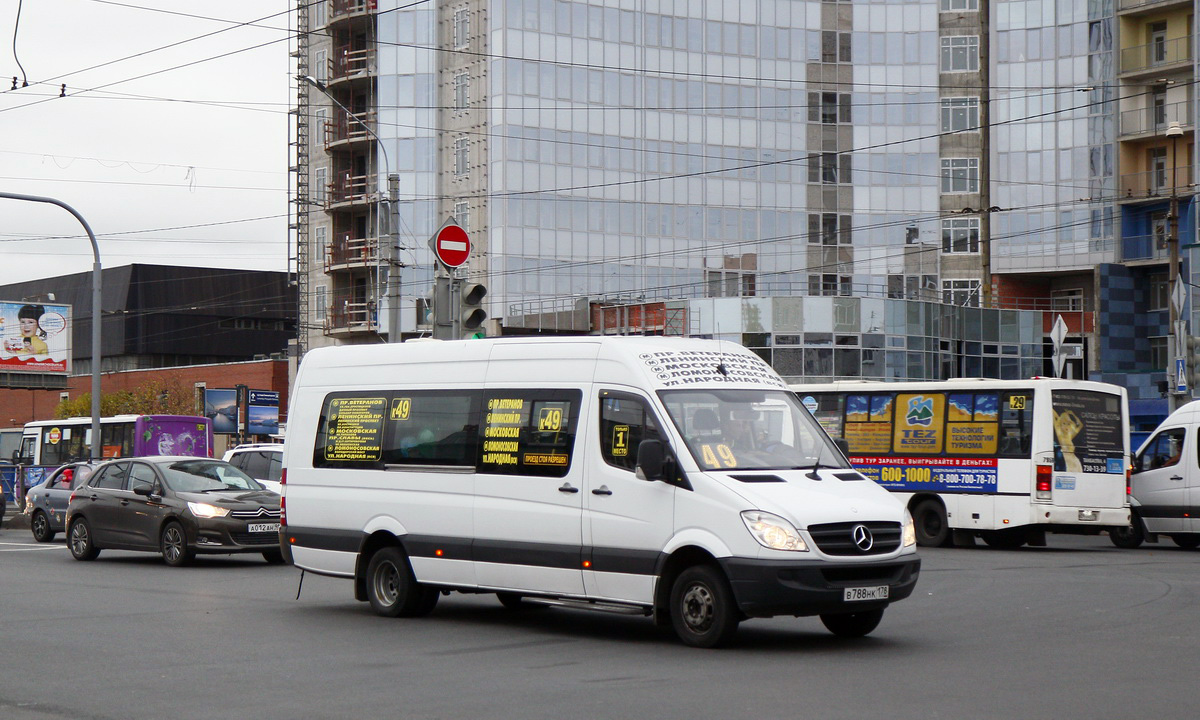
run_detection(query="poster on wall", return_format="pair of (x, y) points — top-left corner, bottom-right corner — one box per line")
(0, 301), (71, 374)
(248, 390), (280, 435)
(204, 388), (238, 435)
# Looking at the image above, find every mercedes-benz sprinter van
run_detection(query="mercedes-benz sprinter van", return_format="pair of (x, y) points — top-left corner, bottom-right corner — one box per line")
(281, 337), (920, 647)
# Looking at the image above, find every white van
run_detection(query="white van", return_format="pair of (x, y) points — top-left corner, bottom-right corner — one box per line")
(1110, 401), (1200, 550)
(281, 337), (920, 647)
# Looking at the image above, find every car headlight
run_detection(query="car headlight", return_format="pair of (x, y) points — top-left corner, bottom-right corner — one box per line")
(903, 512), (917, 548)
(741, 510), (809, 552)
(187, 502), (230, 519)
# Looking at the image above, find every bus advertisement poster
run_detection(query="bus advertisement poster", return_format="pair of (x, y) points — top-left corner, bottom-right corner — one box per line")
(1051, 390), (1125, 474)
(850, 455), (999, 493)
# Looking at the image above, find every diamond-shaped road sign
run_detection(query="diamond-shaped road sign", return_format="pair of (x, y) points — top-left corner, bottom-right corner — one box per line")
(1051, 315), (1067, 378)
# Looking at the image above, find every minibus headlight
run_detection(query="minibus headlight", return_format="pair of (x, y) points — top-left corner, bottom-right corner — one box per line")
(741, 511), (808, 552)
(903, 512), (917, 548)
(187, 502), (230, 519)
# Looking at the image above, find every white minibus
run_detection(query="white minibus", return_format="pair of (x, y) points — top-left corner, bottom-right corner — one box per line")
(1111, 400), (1200, 549)
(282, 337), (920, 647)
(791, 379), (1131, 548)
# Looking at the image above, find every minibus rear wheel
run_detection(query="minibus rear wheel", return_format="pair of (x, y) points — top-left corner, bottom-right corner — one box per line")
(669, 565), (739, 648)
(1170, 534), (1200, 549)
(366, 546), (439, 618)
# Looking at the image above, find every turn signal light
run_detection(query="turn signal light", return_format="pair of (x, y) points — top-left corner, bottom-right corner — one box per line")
(1036, 464), (1052, 500)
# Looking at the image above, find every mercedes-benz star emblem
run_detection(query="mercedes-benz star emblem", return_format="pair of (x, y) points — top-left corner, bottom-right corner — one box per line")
(852, 524), (874, 552)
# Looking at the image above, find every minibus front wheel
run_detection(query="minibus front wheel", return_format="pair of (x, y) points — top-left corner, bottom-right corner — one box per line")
(365, 546), (439, 618)
(669, 564), (739, 648)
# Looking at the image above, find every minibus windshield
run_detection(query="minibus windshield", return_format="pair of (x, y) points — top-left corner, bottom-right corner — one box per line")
(659, 389), (848, 472)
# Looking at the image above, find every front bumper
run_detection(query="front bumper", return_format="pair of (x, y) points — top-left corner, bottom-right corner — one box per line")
(719, 553), (921, 619)
(187, 516), (282, 554)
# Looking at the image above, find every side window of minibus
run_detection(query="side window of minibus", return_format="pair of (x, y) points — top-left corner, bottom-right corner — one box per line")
(599, 393), (662, 472)
(477, 389), (581, 477)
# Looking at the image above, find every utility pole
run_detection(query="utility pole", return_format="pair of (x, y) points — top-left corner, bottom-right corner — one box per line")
(1167, 121), (1184, 411)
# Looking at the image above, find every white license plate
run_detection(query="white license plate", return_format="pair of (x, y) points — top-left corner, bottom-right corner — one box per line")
(844, 585), (889, 602)
(248, 523), (280, 533)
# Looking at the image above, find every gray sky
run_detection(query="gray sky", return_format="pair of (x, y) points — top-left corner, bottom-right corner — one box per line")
(0, 0), (292, 287)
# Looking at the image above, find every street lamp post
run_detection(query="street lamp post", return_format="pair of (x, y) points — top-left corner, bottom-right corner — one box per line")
(300, 75), (403, 343)
(0, 192), (102, 461)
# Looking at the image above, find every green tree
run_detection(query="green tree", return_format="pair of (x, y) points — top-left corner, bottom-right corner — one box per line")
(55, 379), (198, 418)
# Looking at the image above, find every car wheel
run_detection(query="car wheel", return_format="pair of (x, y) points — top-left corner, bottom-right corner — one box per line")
(68, 518), (100, 561)
(262, 549), (285, 564)
(980, 528), (1027, 549)
(669, 565), (739, 648)
(160, 521), (195, 567)
(1170, 534), (1200, 550)
(912, 499), (951, 547)
(821, 608), (885, 638)
(1109, 518), (1145, 549)
(31, 510), (56, 543)
(365, 546), (439, 618)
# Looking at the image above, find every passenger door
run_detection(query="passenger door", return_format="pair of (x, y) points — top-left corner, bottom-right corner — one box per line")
(82, 462), (130, 545)
(583, 390), (678, 604)
(124, 461), (169, 548)
(472, 388), (586, 597)
(1186, 429), (1200, 535)
(1132, 428), (1186, 534)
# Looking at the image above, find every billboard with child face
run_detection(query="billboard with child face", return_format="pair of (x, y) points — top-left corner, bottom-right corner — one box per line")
(0, 301), (71, 374)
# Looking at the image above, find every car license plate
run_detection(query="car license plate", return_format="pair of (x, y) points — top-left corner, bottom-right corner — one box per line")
(844, 585), (889, 602)
(248, 523), (280, 533)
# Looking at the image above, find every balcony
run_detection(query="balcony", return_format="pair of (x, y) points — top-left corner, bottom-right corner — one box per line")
(325, 296), (378, 336)
(1119, 35), (1192, 77)
(1120, 100), (1193, 138)
(325, 109), (377, 150)
(325, 233), (381, 272)
(327, 172), (372, 207)
(1119, 0), (1193, 16)
(1119, 167), (1195, 202)
(1119, 234), (1172, 262)
(327, 45), (375, 85)
(331, 0), (376, 20)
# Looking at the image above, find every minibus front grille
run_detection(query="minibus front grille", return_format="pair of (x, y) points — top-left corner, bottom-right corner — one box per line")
(807, 521), (901, 556)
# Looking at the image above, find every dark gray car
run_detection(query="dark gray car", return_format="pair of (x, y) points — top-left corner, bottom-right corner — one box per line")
(66, 457), (282, 566)
(25, 462), (97, 542)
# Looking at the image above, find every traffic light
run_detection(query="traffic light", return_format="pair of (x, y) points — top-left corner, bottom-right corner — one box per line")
(460, 282), (487, 339)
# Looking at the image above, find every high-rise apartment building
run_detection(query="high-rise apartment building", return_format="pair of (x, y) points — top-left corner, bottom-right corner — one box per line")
(290, 0), (1197, 421)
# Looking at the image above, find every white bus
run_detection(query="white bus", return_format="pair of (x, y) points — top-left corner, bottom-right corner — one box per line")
(17, 415), (213, 466)
(790, 379), (1130, 548)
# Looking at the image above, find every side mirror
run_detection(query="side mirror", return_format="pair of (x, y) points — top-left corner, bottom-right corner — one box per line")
(635, 439), (668, 481)
(834, 438), (850, 457)
(132, 485), (152, 497)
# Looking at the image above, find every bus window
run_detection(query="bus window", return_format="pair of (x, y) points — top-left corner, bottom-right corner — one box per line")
(998, 391), (1034, 456)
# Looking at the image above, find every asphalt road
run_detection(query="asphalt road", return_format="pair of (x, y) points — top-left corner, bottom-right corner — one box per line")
(0, 526), (1196, 720)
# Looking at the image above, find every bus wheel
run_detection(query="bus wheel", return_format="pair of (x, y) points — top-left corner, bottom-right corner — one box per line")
(980, 529), (1027, 549)
(366, 546), (439, 618)
(1109, 519), (1145, 549)
(1170, 534), (1200, 550)
(669, 565), (739, 648)
(912, 500), (950, 547)
(821, 608), (884, 638)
